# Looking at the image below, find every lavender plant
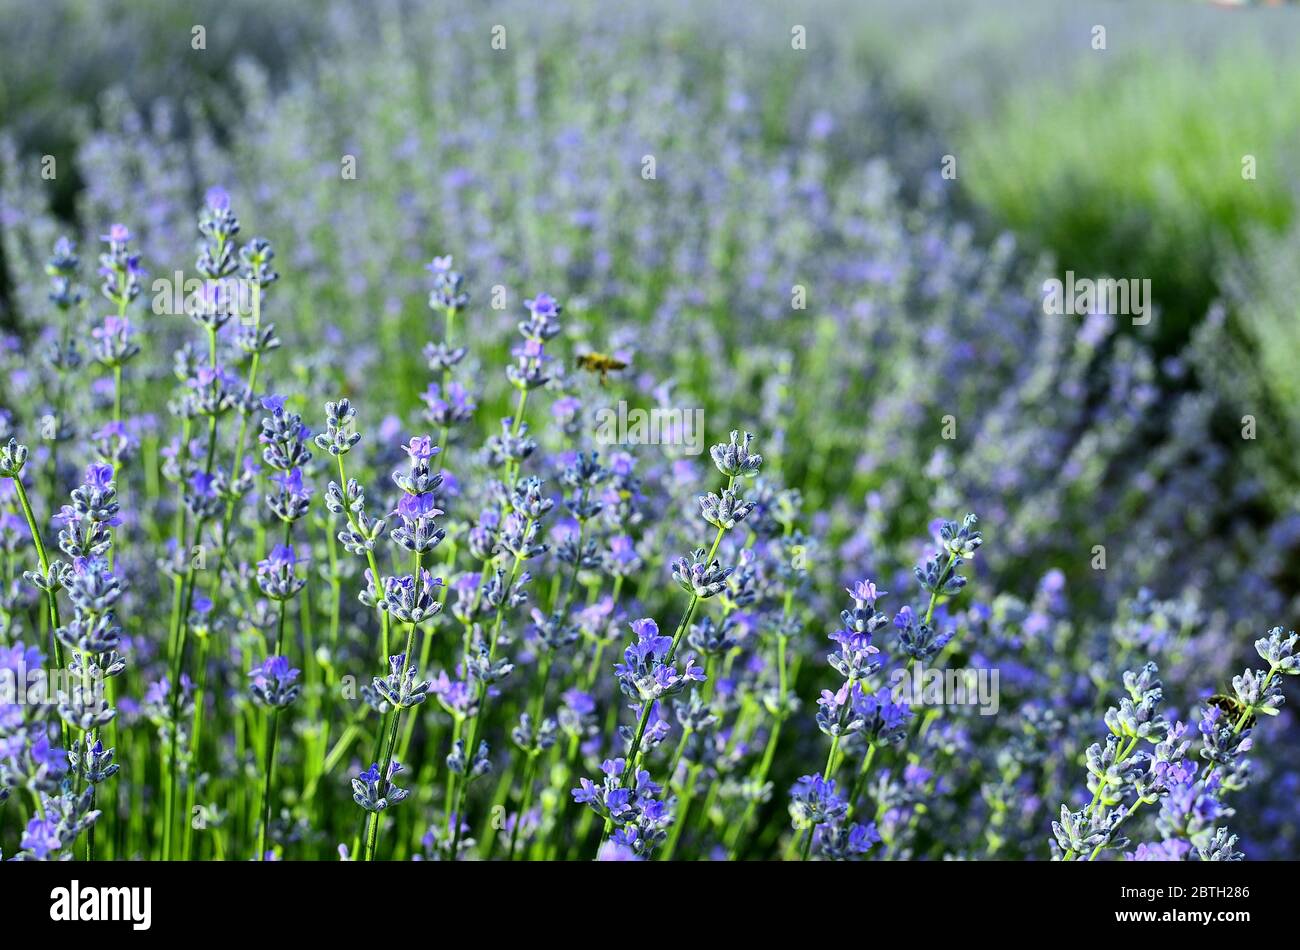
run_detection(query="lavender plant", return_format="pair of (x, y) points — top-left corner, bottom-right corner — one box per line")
(0, 0), (1296, 862)
(0, 197), (1296, 860)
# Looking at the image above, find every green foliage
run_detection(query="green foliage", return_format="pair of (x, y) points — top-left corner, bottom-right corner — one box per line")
(962, 47), (1300, 345)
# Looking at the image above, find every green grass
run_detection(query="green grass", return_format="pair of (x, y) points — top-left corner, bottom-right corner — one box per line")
(961, 46), (1300, 346)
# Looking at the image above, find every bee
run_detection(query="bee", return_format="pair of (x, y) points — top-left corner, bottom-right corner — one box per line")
(575, 351), (628, 386)
(1206, 693), (1256, 731)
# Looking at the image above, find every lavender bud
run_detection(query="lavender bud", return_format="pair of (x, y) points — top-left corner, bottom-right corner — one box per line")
(0, 439), (29, 477)
(699, 488), (755, 530)
(315, 399), (362, 456)
(671, 548), (733, 598)
(351, 761), (409, 812)
(373, 654), (431, 709)
(710, 430), (762, 479)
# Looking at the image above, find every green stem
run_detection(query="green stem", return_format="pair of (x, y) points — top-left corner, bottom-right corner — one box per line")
(798, 736), (843, 862)
(448, 507), (537, 859)
(365, 623), (416, 861)
(257, 708), (280, 860)
(507, 754), (539, 860)
(182, 631), (211, 860)
(660, 764), (699, 861)
(336, 452), (391, 660)
(10, 476), (66, 748)
(845, 744), (877, 818)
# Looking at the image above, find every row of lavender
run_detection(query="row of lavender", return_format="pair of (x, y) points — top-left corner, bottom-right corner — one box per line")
(1, 189), (1296, 859)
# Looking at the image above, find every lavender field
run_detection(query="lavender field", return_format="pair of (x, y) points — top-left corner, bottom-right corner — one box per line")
(0, 0), (1298, 864)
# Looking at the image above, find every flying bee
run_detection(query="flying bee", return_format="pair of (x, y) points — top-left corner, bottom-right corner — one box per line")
(575, 351), (628, 386)
(1206, 693), (1256, 731)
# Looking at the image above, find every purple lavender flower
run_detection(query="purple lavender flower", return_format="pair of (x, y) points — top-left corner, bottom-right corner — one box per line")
(422, 381), (476, 429)
(249, 656), (302, 708)
(614, 618), (706, 702)
(571, 758), (671, 857)
(256, 544), (306, 601)
(789, 774), (848, 828)
(373, 653), (431, 709)
(403, 436), (438, 462)
(268, 466), (312, 522)
(380, 571), (444, 625)
(352, 761), (410, 812)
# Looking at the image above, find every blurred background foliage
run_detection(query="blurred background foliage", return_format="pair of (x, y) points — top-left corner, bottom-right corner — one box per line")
(0, 0), (323, 209)
(854, 0), (1300, 502)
